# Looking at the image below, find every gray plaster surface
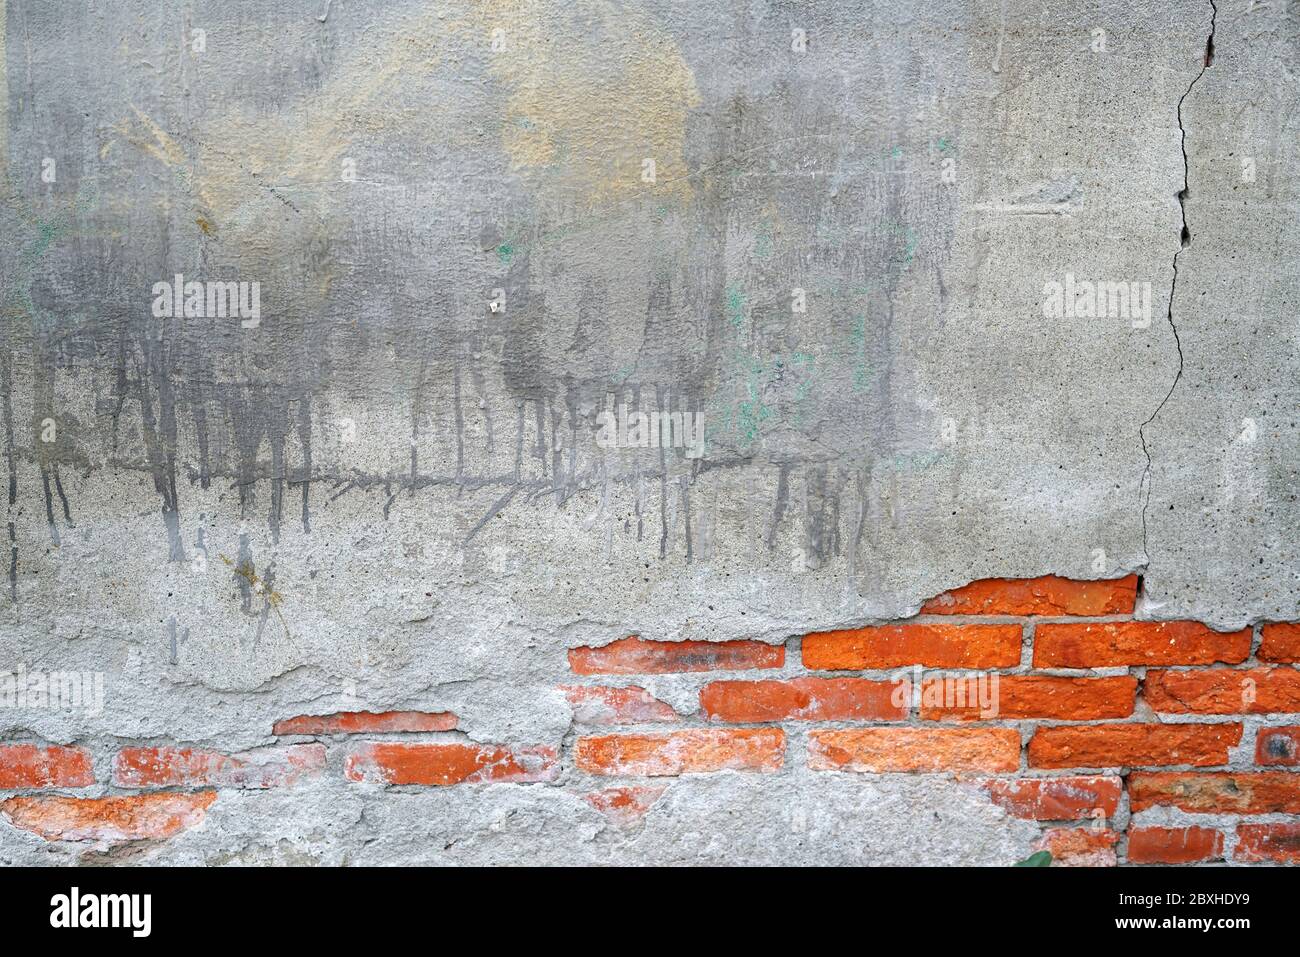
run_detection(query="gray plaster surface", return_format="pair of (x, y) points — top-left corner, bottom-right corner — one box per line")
(0, 0), (1294, 864)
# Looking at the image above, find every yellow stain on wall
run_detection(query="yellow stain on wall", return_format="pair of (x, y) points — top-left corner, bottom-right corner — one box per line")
(114, 0), (701, 244)
(472, 0), (701, 205)
(118, 107), (189, 171)
(198, 15), (449, 221)
(188, 0), (703, 214)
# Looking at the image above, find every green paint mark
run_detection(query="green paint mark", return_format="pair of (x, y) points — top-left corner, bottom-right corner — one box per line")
(496, 241), (514, 265)
(885, 221), (918, 266)
(735, 358), (773, 446)
(3, 184), (98, 330)
(725, 284), (746, 332)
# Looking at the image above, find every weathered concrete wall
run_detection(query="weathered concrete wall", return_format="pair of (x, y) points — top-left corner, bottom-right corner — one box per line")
(0, 0), (1296, 865)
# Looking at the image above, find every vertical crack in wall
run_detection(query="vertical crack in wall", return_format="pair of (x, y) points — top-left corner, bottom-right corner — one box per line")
(1139, 0), (1217, 565)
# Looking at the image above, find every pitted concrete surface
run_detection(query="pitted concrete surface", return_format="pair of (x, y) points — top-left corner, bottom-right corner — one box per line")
(0, 0), (1295, 864)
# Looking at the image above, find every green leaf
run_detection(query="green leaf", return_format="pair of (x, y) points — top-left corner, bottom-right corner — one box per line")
(1013, 850), (1052, 867)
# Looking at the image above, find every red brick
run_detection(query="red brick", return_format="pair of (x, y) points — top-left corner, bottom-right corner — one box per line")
(1256, 726), (1300, 765)
(575, 729), (784, 776)
(113, 744), (325, 789)
(273, 711), (457, 735)
(1145, 667), (1300, 714)
(1129, 771), (1300, 814)
(1032, 827), (1119, 867)
(922, 575), (1138, 617)
(1033, 621), (1250, 667)
(1027, 723), (1240, 769)
(803, 623), (1021, 670)
(701, 677), (908, 722)
(1235, 823), (1300, 863)
(1127, 826), (1223, 864)
(562, 686), (678, 724)
(0, 745), (94, 789)
(344, 743), (557, 786)
(808, 727), (1020, 773)
(980, 775), (1122, 820)
(569, 637), (783, 675)
(1259, 622), (1300, 663)
(582, 785), (666, 824)
(922, 675), (1135, 721)
(0, 792), (217, 845)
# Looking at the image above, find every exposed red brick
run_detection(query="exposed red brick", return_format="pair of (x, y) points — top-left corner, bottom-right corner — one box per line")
(1256, 726), (1300, 766)
(922, 574), (1138, 617)
(568, 637), (783, 675)
(273, 711), (457, 735)
(1234, 824), (1300, 863)
(0, 792), (217, 845)
(1144, 667), (1300, 714)
(701, 677), (908, 722)
(803, 623), (1021, 670)
(1032, 827), (1119, 867)
(980, 776), (1122, 820)
(1259, 622), (1300, 663)
(344, 743), (557, 786)
(921, 675), (1135, 721)
(582, 785), (667, 824)
(1027, 723), (1241, 769)
(808, 727), (1020, 773)
(1129, 771), (1300, 814)
(0, 745), (94, 790)
(562, 686), (678, 724)
(113, 744), (326, 789)
(575, 729), (784, 776)
(1033, 621), (1250, 668)
(1127, 826), (1223, 864)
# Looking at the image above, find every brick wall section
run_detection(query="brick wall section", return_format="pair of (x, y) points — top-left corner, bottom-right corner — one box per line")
(559, 573), (1299, 865)
(1, 574), (1296, 865)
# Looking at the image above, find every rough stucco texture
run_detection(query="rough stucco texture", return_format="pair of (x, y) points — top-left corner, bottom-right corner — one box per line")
(0, 0), (1297, 865)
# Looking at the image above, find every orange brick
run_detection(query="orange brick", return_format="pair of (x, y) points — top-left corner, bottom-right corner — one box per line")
(582, 785), (667, 824)
(808, 727), (1020, 773)
(0, 792), (217, 845)
(1027, 723), (1240, 769)
(1032, 827), (1119, 867)
(1144, 667), (1300, 714)
(1235, 824), (1300, 863)
(701, 677), (908, 722)
(980, 775), (1121, 820)
(922, 575), (1138, 616)
(1256, 727), (1300, 765)
(575, 729), (784, 776)
(114, 745), (325, 789)
(1129, 771), (1300, 814)
(562, 686), (678, 724)
(803, 623), (1021, 670)
(1127, 826), (1223, 864)
(1259, 622), (1300, 663)
(0, 745), (94, 790)
(344, 743), (557, 786)
(1033, 621), (1250, 667)
(922, 675), (1135, 721)
(568, 637), (783, 675)
(273, 711), (457, 735)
